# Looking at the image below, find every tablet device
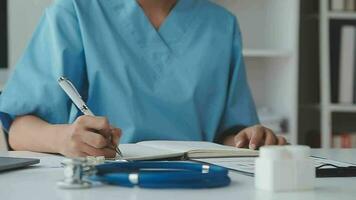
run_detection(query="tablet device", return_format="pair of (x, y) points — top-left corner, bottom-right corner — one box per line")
(0, 157), (40, 172)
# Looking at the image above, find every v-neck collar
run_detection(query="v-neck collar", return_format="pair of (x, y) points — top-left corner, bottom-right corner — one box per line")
(108, 0), (200, 52)
(133, 0), (179, 33)
(158, 0), (199, 43)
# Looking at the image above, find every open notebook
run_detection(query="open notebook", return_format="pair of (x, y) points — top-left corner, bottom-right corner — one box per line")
(118, 141), (258, 161)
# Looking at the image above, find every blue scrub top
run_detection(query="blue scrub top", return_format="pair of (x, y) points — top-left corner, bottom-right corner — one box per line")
(0, 0), (259, 143)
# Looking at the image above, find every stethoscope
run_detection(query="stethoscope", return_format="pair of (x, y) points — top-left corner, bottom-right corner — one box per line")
(57, 158), (231, 189)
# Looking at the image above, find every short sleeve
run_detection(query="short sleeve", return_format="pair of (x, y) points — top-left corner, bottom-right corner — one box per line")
(218, 18), (260, 134)
(0, 3), (86, 130)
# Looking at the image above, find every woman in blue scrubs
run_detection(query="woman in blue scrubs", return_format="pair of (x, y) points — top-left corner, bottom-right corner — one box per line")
(0, 0), (286, 157)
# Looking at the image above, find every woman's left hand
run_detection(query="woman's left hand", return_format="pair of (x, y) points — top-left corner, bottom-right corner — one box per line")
(223, 125), (287, 150)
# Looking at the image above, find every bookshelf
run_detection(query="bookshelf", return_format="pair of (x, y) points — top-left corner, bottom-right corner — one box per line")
(214, 0), (301, 144)
(300, 0), (356, 148)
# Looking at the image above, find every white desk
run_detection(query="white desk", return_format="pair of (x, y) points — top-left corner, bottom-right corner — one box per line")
(0, 149), (356, 200)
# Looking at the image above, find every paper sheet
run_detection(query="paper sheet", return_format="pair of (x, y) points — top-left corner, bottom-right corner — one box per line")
(193, 156), (356, 176)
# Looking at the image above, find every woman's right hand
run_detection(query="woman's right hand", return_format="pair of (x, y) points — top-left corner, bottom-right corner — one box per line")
(58, 115), (122, 158)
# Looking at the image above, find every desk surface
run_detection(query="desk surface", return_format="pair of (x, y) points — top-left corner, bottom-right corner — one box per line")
(0, 149), (356, 200)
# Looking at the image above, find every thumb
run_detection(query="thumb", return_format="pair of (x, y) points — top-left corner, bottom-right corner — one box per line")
(110, 127), (122, 145)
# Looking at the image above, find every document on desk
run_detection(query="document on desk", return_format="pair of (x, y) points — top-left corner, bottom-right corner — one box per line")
(193, 157), (356, 176)
(119, 141), (258, 161)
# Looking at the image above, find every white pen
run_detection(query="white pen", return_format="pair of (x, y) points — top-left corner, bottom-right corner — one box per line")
(58, 76), (123, 158)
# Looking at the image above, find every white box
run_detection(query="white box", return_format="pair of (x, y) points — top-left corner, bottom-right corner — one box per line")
(255, 146), (315, 192)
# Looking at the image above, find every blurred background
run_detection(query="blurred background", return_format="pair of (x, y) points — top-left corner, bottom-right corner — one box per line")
(1, 0), (356, 149)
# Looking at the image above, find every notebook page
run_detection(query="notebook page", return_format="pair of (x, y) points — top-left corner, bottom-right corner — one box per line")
(137, 141), (234, 152)
(119, 144), (182, 161)
(136, 141), (258, 157)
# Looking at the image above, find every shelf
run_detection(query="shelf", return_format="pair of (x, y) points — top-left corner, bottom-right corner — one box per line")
(329, 12), (356, 20)
(243, 49), (293, 58)
(329, 104), (356, 112)
(301, 104), (356, 113)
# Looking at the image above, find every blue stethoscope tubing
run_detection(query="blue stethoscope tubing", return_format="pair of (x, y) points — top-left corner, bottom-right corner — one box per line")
(91, 161), (231, 188)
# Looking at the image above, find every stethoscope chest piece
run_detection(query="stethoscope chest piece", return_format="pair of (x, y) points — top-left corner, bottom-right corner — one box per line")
(57, 158), (97, 189)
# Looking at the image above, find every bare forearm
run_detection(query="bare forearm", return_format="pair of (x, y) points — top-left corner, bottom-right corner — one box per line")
(8, 115), (67, 154)
(8, 115), (121, 158)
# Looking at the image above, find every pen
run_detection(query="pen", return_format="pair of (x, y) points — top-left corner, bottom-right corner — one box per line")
(58, 76), (123, 158)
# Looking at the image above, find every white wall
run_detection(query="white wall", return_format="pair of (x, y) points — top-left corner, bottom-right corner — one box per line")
(0, 0), (52, 86)
(8, 0), (52, 68)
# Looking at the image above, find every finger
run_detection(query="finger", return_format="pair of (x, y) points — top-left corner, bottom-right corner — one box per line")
(249, 126), (265, 150)
(76, 116), (111, 137)
(234, 132), (249, 148)
(67, 151), (89, 158)
(110, 128), (122, 146)
(264, 129), (277, 145)
(111, 127), (122, 137)
(80, 143), (117, 158)
(103, 148), (118, 158)
(97, 130), (112, 140)
(277, 136), (287, 145)
(80, 130), (110, 149)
